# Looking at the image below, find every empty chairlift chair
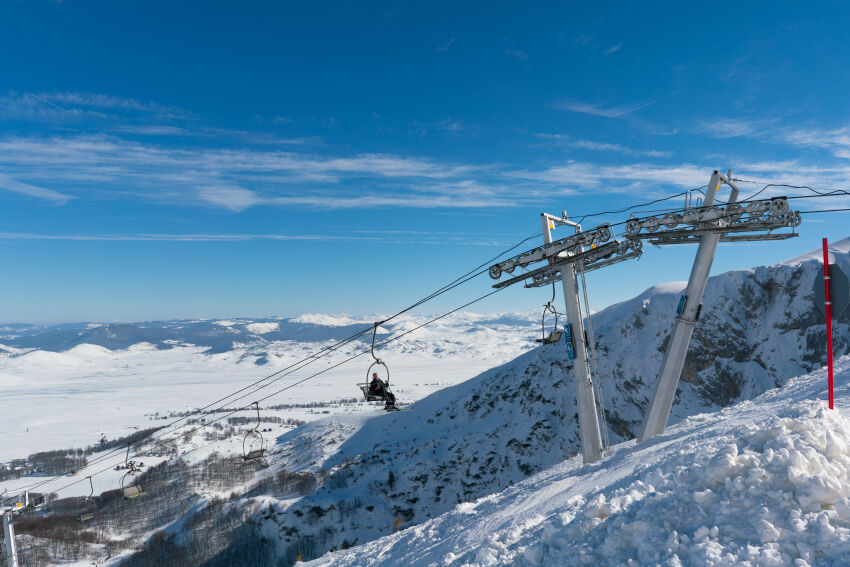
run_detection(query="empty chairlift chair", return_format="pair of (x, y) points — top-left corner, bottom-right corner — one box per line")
(77, 476), (97, 522)
(536, 284), (565, 345)
(242, 401), (267, 461)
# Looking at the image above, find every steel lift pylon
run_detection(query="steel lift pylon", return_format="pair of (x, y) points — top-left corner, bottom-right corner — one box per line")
(488, 169), (802, 461)
(635, 170), (802, 442)
(489, 215), (643, 463)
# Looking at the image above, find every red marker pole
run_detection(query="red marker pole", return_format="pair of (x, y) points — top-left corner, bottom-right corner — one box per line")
(823, 238), (834, 409)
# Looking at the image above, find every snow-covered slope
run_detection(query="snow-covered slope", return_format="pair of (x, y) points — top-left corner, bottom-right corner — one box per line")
(306, 358), (850, 567)
(16, 239), (850, 566)
(223, 238), (850, 565)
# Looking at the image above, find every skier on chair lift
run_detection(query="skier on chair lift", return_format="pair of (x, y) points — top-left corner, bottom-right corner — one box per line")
(369, 371), (396, 407)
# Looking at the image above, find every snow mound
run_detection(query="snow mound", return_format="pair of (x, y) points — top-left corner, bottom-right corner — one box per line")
(245, 322), (279, 334)
(306, 359), (850, 567)
(66, 343), (114, 358)
(289, 313), (376, 326)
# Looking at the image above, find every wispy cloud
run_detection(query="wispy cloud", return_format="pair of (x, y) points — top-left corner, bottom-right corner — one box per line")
(197, 186), (263, 211)
(603, 43), (622, 55)
(555, 98), (654, 119)
(505, 49), (528, 60)
(0, 172), (73, 203)
(534, 133), (671, 157)
(435, 118), (464, 133)
(112, 125), (189, 136)
(3, 132), (801, 212)
(0, 91), (186, 123)
(435, 38), (456, 53)
(514, 161), (710, 190)
(0, 134), (518, 210)
(43, 92), (181, 115)
(699, 117), (850, 161)
(0, 231), (508, 246)
(569, 140), (670, 157)
(698, 117), (771, 139)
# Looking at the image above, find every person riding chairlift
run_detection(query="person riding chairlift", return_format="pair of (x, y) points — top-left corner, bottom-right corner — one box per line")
(369, 372), (396, 406)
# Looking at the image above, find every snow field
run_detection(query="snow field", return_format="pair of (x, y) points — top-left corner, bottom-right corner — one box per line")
(306, 358), (850, 567)
(0, 312), (538, 499)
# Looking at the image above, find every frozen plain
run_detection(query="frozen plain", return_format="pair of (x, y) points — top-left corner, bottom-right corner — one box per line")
(0, 312), (540, 496)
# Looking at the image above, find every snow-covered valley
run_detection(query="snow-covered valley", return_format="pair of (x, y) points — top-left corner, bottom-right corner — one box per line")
(0, 312), (540, 463)
(3, 238), (850, 566)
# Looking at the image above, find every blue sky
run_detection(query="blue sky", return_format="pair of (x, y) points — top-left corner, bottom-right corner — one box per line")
(1, 1), (849, 323)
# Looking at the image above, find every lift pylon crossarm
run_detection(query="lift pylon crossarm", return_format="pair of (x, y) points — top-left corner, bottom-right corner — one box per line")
(623, 196), (800, 240)
(488, 223), (614, 280)
(523, 239), (643, 289)
(647, 231), (800, 246)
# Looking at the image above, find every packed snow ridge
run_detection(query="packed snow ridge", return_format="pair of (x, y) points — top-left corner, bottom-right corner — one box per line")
(307, 359), (850, 567)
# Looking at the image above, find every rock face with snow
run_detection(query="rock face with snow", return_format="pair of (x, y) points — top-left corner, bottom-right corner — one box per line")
(134, 239), (850, 566)
(596, 238), (850, 439)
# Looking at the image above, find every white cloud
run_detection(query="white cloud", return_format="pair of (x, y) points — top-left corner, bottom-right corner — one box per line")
(555, 99), (654, 119)
(698, 117), (769, 139)
(0, 172), (72, 203)
(535, 133), (671, 157)
(569, 140), (670, 157)
(515, 161), (710, 190)
(197, 186), (263, 211)
(0, 91), (186, 123)
(699, 117), (850, 161)
(604, 44), (622, 55)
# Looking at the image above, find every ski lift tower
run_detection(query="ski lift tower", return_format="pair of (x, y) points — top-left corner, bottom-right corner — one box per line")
(2, 508), (19, 567)
(634, 170), (802, 442)
(488, 216), (643, 463)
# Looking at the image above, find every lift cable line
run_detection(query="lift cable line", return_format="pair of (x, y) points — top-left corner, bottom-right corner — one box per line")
(35, 285), (508, 500)
(8, 191), (845, 497)
(487, 169), (806, 461)
(5, 326), (373, 495)
(570, 180), (850, 227)
(6, 230), (540, 498)
(800, 207), (850, 214)
(572, 186), (708, 225)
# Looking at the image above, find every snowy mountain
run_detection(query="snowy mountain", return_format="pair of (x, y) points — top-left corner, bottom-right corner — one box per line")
(9, 239), (850, 566)
(0, 317), (385, 354)
(85, 238), (849, 566)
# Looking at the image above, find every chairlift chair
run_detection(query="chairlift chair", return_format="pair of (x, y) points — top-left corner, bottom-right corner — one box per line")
(242, 402), (267, 461)
(358, 323), (399, 411)
(121, 471), (142, 499)
(78, 476), (97, 522)
(121, 444), (144, 499)
(536, 284), (565, 345)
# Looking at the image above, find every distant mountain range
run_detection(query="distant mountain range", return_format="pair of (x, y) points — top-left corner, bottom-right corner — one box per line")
(0, 312), (542, 357)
